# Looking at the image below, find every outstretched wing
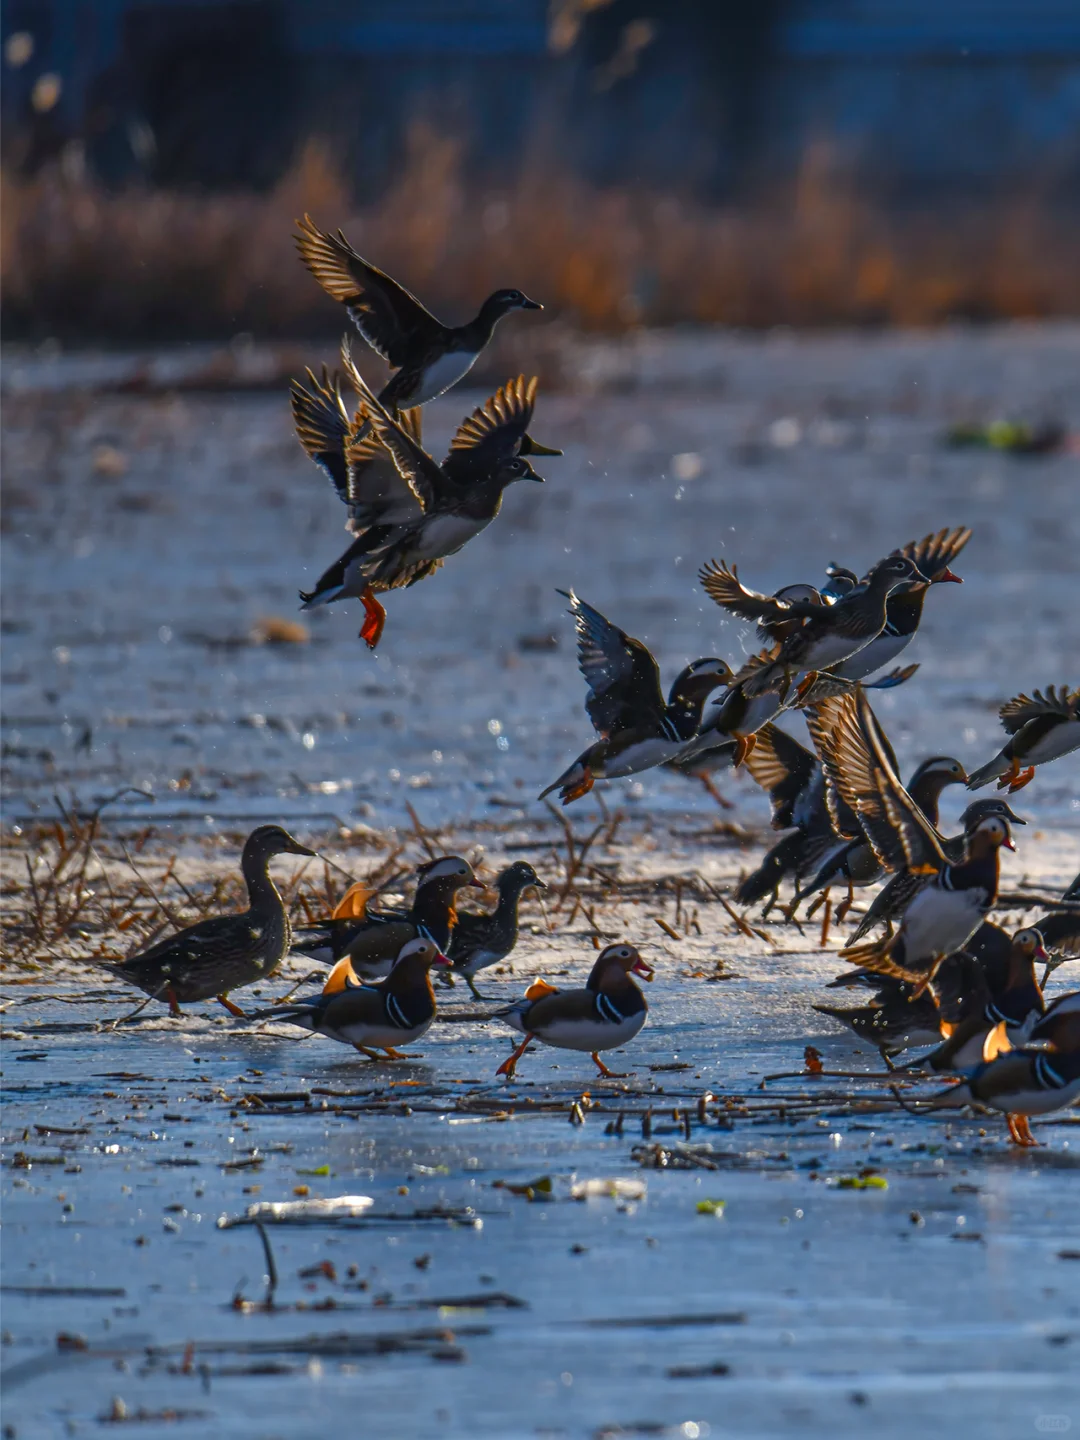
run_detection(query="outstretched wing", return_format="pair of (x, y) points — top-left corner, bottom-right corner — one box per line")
(561, 590), (665, 737)
(699, 559), (825, 634)
(826, 691), (946, 874)
(295, 216), (443, 367)
(897, 525), (972, 580)
(344, 403), (425, 531)
(291, 366), (351, 502)
(804, 698), (862, 839)
(442, 375), (537, 484)
(999, 685), (1079, 733)
(743, 723), (820, 831)
(340, 339), (448, 512)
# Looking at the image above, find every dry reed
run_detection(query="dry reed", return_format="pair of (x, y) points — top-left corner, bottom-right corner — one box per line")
(4, 128), (1079, 343)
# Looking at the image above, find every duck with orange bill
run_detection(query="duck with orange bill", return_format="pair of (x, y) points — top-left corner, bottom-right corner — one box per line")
(252, 937), (450, 1060)
(920, 996), (1080, 1146)
(290, 855), (481, 979)
(494, 943), (654, 1080)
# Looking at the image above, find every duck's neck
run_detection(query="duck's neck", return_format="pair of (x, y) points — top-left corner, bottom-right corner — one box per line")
(493, 882), (526, 936)
(908, 771), (951, 827)
(241, 845), (285, 916)
(461, 297), (508, 349)
(884, 585), (927, 637)
(412, 881), (459, 949)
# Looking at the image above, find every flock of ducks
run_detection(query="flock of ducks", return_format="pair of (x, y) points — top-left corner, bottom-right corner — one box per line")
(93, 217), (1079, 1145)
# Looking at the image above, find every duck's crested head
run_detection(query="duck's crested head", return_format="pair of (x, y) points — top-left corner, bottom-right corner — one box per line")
(968, 814), (1015, 855)
(959, 797), (1027, 831)
(500, 860), (547, 893)
(502, 453), (545, 484)
(669, 657), (733, 705)
(245, 824), (317, 860)
(416, 855), (483, 890)
(594, 942), (654, 984)
(1012, 927), (1048, 963)
(867, 553), (929, 591)
(393, 936), (451, 971)
(911, 755), (969, 786)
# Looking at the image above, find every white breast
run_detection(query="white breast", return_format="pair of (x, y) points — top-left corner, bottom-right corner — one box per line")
(1026, 718), (1080, 766)
(324, 1016), (433, 1049)
(601, 737), (683, 778)
(413, 513), (489, 560)
(834, 631), (911, 681)
(412, 350), (480, 406)
(900, 885), (986, 964)
(533, 1010), (647, 1053)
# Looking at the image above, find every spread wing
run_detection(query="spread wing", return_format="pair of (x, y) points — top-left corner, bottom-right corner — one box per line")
(742, 723), (820, 831)
(804, 698), (863, 839)
(442, 375), (537, 484)
(295, 215), (443, 367)
(999, 685), (1079, 733)
(826, 691), (946, 873)
(344, 403), (425, 531)
(341, 339), (448, 511)
(291, 366), (351, 502)
(699, 559), (825, 634)
(561, 590), (665, 738)
(897, 525), (972, 579)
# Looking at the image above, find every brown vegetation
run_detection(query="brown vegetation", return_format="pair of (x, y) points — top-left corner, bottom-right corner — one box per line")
(3, 126), (1079, 342)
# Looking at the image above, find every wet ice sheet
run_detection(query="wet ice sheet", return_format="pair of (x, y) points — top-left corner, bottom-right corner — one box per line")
(3, 952), (1079, 1440)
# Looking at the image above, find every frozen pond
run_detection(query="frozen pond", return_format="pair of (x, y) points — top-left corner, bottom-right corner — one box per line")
(3, 324), (1080, 1437)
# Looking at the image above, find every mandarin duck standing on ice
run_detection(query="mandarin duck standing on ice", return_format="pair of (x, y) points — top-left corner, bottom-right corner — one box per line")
(494, 943), (654, 1079)
(447, 862), (547, 999)
(290, 855), (482, 980)
(923, 998), (1080, 1146)
(96, 825), (315, 1018)
(254, 937), (450, 1060)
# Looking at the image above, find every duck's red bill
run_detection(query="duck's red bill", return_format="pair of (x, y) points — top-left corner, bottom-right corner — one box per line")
(433, 953), (453, 967)
(1003, 837), (1016, 851)
(632, 959), (655, 981)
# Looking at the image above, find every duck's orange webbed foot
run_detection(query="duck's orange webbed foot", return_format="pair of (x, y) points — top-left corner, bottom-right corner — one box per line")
(496, 1035), (534, 1078)
(591, 1051), (627, 1079)
(1006, 1113), (1040, 1147)
(560, 771), (595, 805)
(1006, 765), (1035, 793)
(217, 993), (247, 1018)
(359, 589), (387, 649)
(166, 985), (183, 1018)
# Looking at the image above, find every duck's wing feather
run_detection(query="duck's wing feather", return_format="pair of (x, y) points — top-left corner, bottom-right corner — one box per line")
(828, 691), (946, 874)
(803, 698), (863, 839)
(699, 559), (824, 629)
(295, 216), (443, 367)
(291, 367), (351, 503)
(442, 375), (536, 484)
(340, 340), (448, 511)
(742, 723), (820, 830)
(897, 525), (972, 579)
(999, 686), (1080, 733)
(560, 590), (666, 737)
(344, 403), (425, 530)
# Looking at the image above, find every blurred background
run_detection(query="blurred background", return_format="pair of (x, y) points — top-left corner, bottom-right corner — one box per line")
(4, 0), (1080, 339)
